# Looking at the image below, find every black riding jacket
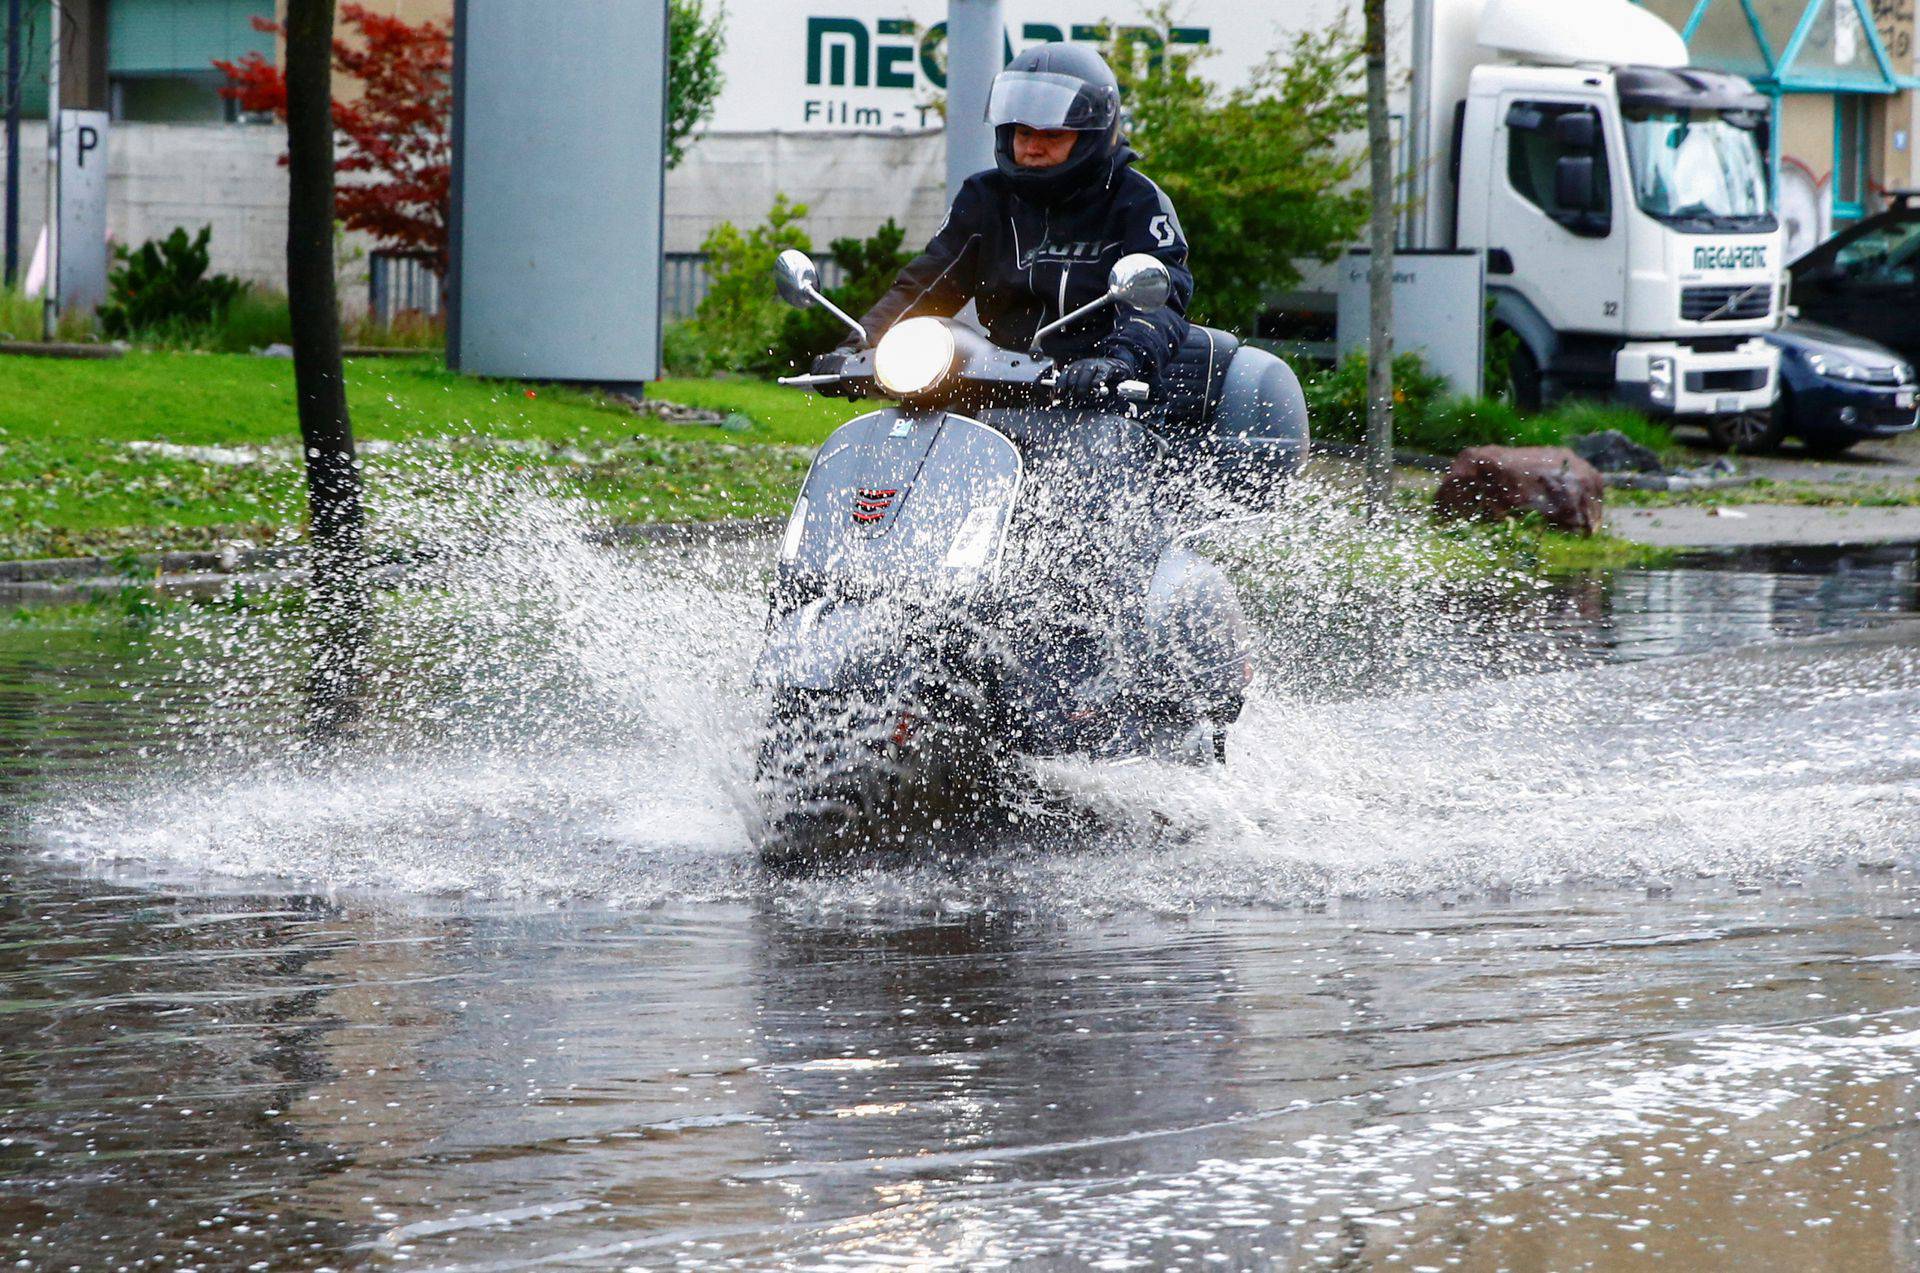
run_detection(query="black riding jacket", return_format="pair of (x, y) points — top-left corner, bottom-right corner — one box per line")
(858, 146), (1193, 381)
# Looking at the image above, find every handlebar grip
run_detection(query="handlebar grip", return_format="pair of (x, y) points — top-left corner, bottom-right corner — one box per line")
(1116, 379), (1151, 403)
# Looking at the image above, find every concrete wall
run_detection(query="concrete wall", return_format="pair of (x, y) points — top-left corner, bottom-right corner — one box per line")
(3, 121), (290, 291)
(3, 121), (950, 303)
(665, 129), (948, 254)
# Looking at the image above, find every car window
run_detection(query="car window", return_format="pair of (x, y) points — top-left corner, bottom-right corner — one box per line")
(1831, 218), (1920, 284)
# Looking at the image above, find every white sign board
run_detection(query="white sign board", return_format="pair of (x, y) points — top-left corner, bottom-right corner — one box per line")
(57, 110), (109, 312)
(1336, 250), (1485, 397)
(706, 1), (1373, 134)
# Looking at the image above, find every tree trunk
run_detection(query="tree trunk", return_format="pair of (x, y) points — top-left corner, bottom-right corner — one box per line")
(285, 0), (367, 739)
(1363, 0), (1395, 517)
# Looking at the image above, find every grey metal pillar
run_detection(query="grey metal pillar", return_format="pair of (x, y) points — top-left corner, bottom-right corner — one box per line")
(449, 0), (668, 385)
(41, 0), (56, 337)
(1407, 0), (1432, 249)
(4, 0), (20, 286)
(945, 0), (1003, 200)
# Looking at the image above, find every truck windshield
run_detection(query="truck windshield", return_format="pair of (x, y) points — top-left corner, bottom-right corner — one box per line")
(1622, 108), (1773, 230)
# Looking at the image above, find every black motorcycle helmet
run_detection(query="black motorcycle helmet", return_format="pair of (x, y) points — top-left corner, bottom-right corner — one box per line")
(988, 42), (1123, 202)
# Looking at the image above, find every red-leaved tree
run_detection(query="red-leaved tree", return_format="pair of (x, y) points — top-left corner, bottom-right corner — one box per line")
(216, 5), (452, 274)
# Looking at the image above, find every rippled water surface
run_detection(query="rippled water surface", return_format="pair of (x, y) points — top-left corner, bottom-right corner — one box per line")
(4, 522), (1919, 1270)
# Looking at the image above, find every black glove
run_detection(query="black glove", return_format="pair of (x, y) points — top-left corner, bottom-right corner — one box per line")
(811, 345), (857, 378)
(1057, 353), (1138, 400)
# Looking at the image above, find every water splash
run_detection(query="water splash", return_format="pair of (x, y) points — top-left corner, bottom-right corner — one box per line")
(26, 448), (1920, 908)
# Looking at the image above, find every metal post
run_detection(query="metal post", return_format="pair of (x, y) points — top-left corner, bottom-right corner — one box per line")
(4, 0), (20, 287)
(1406, 0), (1432, 250)
(945, 0), (1002, 200)
(40, 0), (57, 338)
(1363, 0), (1394, 515)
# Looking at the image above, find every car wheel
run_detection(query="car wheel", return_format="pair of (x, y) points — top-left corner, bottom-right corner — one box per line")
(1706, 408), (1786, 453)
(1799, 435), (1859, 459)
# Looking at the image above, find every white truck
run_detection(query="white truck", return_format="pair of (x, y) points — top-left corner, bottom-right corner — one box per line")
(1418, 0), (1785, 446)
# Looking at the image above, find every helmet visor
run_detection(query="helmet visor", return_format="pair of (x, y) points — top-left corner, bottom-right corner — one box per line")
(986, 70), (1117, 131)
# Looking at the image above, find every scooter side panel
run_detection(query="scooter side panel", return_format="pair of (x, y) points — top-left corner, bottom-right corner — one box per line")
(1206, 346), (1311, 506)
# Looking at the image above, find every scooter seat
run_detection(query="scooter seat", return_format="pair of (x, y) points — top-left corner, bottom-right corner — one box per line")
(1153, 325), (1240, 432)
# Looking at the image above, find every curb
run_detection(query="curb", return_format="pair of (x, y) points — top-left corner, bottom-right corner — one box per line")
(1, 517), (786, 608)
(0, 340), (125, 360)
(1309, 439), (1759, 492)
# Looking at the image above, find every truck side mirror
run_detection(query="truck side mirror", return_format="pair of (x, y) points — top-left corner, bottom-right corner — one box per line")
(1554, 111), (1599, 152)
(1554, 155), (1598, 212)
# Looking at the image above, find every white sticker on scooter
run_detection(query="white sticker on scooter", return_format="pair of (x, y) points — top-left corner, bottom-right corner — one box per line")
(889, 419), (912, 437)
(943, 504), (1004, 571)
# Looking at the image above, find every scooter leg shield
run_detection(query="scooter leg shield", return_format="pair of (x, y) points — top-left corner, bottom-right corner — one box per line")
(1142, 545), (1251, 723)
(752, 597), (910, 696)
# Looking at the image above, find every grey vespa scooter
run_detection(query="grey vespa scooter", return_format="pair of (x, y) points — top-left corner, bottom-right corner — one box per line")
(751, 248), (1309, 870)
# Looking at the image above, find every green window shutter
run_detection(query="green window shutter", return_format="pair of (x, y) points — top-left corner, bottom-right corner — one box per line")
(9, 0), (51, 118)
(108, 0), (274, 75)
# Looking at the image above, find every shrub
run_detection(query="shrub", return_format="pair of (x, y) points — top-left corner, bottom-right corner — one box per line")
(1303, 349), (1677, 458)
(210, 289), (294, 352)
(681, 195), (812, 375)
(0, 286), (98, 343)
(771, 218), (914, 371)
(1303, 351), (1451, 445)
(344, 307), (444, 350)
(99, 226), (245, 341)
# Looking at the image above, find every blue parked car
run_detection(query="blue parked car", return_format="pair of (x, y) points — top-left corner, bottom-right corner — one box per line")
(1732, 319), (1919, 457)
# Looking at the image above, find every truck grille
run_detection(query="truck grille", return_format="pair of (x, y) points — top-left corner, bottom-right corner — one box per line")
(1681, 285), (1772, 322)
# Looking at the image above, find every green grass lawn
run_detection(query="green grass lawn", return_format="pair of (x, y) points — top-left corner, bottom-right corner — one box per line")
(0, 352), (864, 559)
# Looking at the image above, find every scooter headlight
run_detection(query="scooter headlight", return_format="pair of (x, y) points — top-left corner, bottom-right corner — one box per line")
(874, 318), (957, 397)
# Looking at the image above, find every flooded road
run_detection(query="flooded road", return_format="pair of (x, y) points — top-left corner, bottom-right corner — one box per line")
(3, 530), (1919, 1270)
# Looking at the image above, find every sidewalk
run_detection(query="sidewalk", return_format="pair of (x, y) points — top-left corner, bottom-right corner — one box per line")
(1609, 504), (1920, 548)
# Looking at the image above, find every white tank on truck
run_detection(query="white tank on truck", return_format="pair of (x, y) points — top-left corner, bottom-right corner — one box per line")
(1419, 0), (1784, 437)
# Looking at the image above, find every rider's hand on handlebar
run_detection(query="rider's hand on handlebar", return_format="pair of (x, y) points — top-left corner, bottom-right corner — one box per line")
(1057, 354), (1137, 400)
(810, 345), (857, 378)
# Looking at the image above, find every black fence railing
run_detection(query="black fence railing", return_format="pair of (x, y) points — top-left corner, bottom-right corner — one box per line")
(368, 249), (443, 325)
(661, 252), (847, 321)
(369, 250), (846, 325)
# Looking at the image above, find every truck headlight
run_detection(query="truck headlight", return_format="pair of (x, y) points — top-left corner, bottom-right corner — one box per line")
(873, 318), (957, 397)
(1648, 355), (1675, 406)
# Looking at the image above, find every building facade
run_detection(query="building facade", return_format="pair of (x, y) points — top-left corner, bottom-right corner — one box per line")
(13, 1), (1895, 307)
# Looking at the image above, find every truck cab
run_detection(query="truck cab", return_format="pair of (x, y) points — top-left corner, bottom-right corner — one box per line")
(1434, 0), (1784, 427)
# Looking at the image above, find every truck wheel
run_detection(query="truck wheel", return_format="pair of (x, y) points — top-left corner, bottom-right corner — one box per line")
(1506, 340), (1543, 414)
(1706, 409), (1785, 454)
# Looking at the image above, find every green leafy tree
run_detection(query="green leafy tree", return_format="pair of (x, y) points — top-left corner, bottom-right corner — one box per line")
(1112, 10), (1369, 331)
(668, 0), (727, 169)
(774, 218), (914, 369)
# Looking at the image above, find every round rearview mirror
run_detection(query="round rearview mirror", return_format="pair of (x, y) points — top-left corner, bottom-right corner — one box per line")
(774, 249), (820, 308)
(1108, 253), (1172, 311)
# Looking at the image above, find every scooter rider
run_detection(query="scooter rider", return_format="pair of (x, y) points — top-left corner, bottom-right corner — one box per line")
(813, 43), (1194, 399)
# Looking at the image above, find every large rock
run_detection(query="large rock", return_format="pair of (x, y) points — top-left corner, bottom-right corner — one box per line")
(1570, 428), (1663, 474)
(1434, 446), (1605, 535)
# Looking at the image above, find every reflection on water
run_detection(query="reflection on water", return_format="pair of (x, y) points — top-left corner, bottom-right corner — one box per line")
(1, 541), (1918, 1269)
(1541, 542), (1920, 663)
